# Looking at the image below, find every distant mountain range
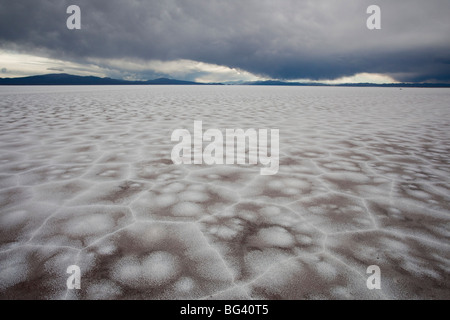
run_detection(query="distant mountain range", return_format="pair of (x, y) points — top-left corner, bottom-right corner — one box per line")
(243, 80), (450, 88)
(0, 73), (210, 86)
(0, 73), (449, 87)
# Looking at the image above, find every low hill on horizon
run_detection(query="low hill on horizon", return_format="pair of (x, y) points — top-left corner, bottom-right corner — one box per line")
(0, 73), (210, 86)
(1, 73), (449, 87)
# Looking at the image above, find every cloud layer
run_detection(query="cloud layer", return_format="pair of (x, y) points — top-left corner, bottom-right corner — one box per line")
(1, 0), (449, 82)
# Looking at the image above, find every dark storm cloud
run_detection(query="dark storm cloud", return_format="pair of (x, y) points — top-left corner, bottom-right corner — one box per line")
(1, 0), (449, 82)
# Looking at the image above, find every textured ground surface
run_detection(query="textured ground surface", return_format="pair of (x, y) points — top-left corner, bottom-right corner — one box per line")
(0, 85), (449, 300)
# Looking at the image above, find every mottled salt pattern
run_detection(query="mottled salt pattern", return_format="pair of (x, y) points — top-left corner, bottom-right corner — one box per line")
(0, 85), (449, 300)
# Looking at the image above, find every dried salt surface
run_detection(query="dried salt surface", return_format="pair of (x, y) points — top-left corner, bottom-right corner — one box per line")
(248, 253), (384, 299)
(326, 231), (450, 299)
(0, 85), (449, 300)
(77, 222), (234, 299)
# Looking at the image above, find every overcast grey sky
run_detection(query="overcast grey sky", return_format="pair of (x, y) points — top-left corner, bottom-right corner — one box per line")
(1, 0), (449, 83)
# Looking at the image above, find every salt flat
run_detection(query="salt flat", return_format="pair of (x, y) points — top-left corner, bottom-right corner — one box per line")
(0, 85), (449, 299)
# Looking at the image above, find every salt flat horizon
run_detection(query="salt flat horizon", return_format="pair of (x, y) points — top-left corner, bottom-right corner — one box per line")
(0, 85), (449, 299)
